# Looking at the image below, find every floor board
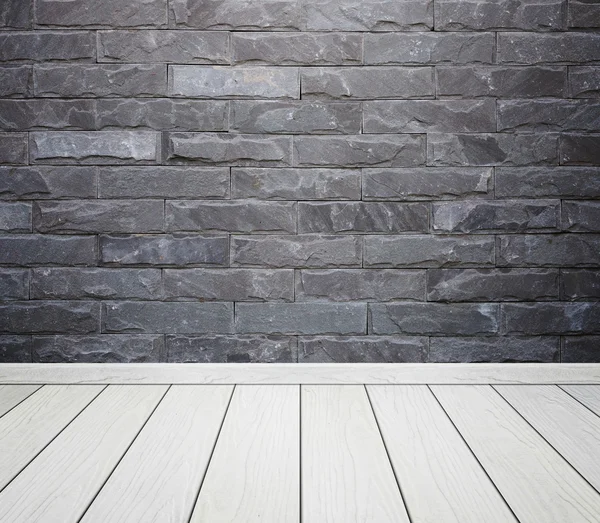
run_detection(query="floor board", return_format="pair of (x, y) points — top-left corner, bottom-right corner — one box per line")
(561, 385), (600, 416)
(0, 385), (41, 417)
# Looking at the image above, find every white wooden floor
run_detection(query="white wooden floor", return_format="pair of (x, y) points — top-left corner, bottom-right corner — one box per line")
(1, 364), (600, 523)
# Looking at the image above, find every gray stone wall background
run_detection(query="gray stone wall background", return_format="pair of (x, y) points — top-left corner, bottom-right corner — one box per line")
(0, 0), (599, 364)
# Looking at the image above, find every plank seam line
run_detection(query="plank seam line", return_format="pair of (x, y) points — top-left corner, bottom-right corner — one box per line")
(77, 385), (173, 523)
(427, 385), (522, 523)
(363, 385), (414, 523)
(0, 385), (42, 421)
(186, 384), (237, 523)
(0, 384), (108, 497)
(557, 385), (600, 421)
(491, 385), (600, 497)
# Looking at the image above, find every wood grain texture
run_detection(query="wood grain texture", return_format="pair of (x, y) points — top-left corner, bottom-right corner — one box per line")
(302, 385), (409, 523)
(367, 385), (517, 523)
(0, 385), (167, 523)
(80, 385), (233, 523)
(1, 363), (599, 384)
(561, 385), (600, 415)
(190, 385), (299, 523)
(432, 385), (600, 523)
(0, 385), (104, 491)
(0, 385), (41, 417)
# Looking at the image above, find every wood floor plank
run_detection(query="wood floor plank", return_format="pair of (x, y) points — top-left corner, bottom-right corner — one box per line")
(496, 385), (600, 492)
(561, 385), (600, 415)
(302, 385), (409, 523)
(367, 385), (517, 523)
(431, 385), (600, 523)
(0, 385), (167, 523)
(81, 385), (233, 523)
(0, 385), (104, 491)
(0, 385), (41, 417)
(189, 385), (299, 523)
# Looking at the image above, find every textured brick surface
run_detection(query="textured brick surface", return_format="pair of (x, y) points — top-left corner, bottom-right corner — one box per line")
(1, 0), (599, 362)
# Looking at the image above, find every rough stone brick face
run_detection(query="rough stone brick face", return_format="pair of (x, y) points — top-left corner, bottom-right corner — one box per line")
(0, 336), (32, 362)
(0, 133), (27, 164)
(0, 235), (96, 265)
(0, 100), (96, 131)
(561, 270), (600, 300)
(498, 33), (600, 64)
(0, 301), (100, 334)
(0, 269), (29, 300)
(569, 67), (600, 98)
(0, 32), (95, 62)
(0, 166), (97, 199)
(0, 202), (32, 232)
(0, 66), (33, 97)
(0, 0), (31, 29)
(562, 336), (600, 362)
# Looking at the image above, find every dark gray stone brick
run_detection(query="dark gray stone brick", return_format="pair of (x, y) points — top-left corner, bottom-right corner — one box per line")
(364, 33), (494, 65)
(166, 200), (296, 234)
(302, 0), (433, 31)
(437, 66), (566, 98)
(502, 302), (600, 335)
(33, 334), (165, 362)
(0, 0), (30, 29)
(498, 100), (600, 132)
(0, 166), (97, 200)
(569, 0), (600, 28)
(33, 200), (164, 234)
(164, 133), (292, 166)
(0, 100), (95, 131)
(0, 235), (96, 266)
(429, 336), (559, 363)
(298, 202), (429, 233)
(432, 200), (560, 233)
(98, 167), (229, 199)
(369, 303), (499, 335)
(100, 234), (228, 267)
(435, 0), (566, 31)
(35, 0), (167, 28)
(0, 66), (32, 97)
(0, 32), (94, 62)
(363, 100), (496, 133)
(427, 133), (559, 167)
(0, 336), (31, 362)
(498, 33), (600, 64)
(0, 269), (29, 299)
(562, 270), (600, 300)
(30, 131), (159, 165)
(495, 167), (600, 199)
(166, 335), (296, 363)
(570, 67), (600, 98)
(0, 301), (100, 334)
(427, 269), (559, 302)
(230, 101), (361, 134)
(364, 235), (495, 268)
(301, 67), (434, 100)
(0, 202), (31, 232)
(363, 167), (492, 201)
(0, 133), (27, 164)
(562, 201), (600, 232)
(562, 336), (600, 362)
(296, 269), (426, 302)
(98, 31), (229, 64)
(232, 33), (361, 65)
(236, 303), (367, 335)
(298, 336), (427, 363)
(560, 135), (600, 166)
(31, 268), (162, 300)
(497, 234), (600, 267)
(34, 64), (167, 97)
(96, 99), (228, 132)
(231, 168), (361, 200)
(169, 66), (299, 99)
(169, 0), (303, 30)
(163, 269), (294, 301)
(103, 301), (234, 334)
(294, 135), (425, 167)
(231, 235), (362, 268)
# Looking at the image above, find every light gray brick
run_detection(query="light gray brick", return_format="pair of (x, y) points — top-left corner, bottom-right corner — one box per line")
(0, 269), (29, 300)
(232, 168), (361, 200)
(570, 67), (600, 98)
(294, 135), (425, 167)
(0, 301), (100, 334)
(562, 270), (600, 300)
(0, 133), (27, 165)
(1, 0), (30, 29)
(498, 33), (600, 64)
(103, 301), (234, 334)
(498, 100), (600, 132)
(560, 135), (600, 166)
(562, 336), (600, 362)
(0, 100), (95, 131)
(569, 0), (600, 28)
(0, 32), (94, 62)
(236, 303), (367, 335)
(562, 201), (600, 232)
(363, 167), (492, 201)
(296, 269), (426, 302)
(0, 65), (32, 97)
(169, 66), (299, 99)
(231, 235), (362, 268)
(0, 202), (31, 232)
(0, 166), (97, 200)
(364, 235), (495, 268)
(163, 269), (294, 301)
(502, 302), (600, 335)
(369, 302), (499, 335)
(100, 234), (228, 267)
(0, 235), (96, 266)
(0, 336), (31, 363)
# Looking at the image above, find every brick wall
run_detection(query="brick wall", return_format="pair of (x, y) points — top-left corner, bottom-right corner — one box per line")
(0, 0), (599, 363)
